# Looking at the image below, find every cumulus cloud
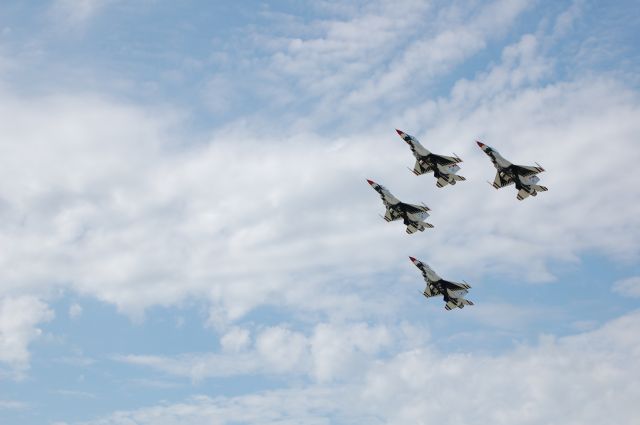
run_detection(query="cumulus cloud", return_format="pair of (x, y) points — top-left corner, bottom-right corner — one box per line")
(220, 327), (251, 352)
(0, 296), (54, 377)
(1, 36), (639, 328)
(1, 0), (639, 379)
(77, 311), (640, 424)
(116, 321), (396, 383)
(68, 303), (83, 319)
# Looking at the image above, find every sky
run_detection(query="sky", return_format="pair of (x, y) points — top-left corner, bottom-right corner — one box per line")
(1, 0), (639, 423)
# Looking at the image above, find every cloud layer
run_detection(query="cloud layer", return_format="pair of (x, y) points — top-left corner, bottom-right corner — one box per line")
(76, 310), (640, 424)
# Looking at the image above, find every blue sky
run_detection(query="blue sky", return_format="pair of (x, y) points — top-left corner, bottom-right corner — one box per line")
(1, 1), (640, 424)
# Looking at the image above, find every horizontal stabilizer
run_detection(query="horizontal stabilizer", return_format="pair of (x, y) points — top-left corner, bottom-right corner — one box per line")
(406, 225), (421, 234)
(436, 177), (449, 188)
(406, 222), (434, 234)
(516, 189), (531, 201)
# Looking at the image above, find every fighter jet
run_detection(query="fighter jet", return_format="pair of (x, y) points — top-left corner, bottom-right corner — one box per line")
(395, 129), (465, 187)
(409, 257), (474, 310)
(476, 141), (548, 200)
(367, 179), (433, 234)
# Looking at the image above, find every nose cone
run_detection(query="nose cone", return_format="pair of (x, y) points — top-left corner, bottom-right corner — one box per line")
(395, 129), (405, 137)
(476, 141), (486, 149)
(409, 256), (417, 263)
(367, 179), (375, 186)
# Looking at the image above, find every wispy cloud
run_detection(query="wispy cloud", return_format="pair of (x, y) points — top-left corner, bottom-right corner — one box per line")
(53, 389), (97, 399)
(613, 276), (640, 298)
(49, 0), (117, 28)
(0, 399), (29, 410)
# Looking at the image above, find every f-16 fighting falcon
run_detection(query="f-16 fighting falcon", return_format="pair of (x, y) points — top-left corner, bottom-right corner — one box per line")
(476, 141), (548, 200)
(395, 129), (465, 187)
(409, 257), (474, 310)
(367, 179), (433, 234)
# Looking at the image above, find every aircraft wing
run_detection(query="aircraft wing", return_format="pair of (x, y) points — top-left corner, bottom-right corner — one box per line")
(513, 164), (545, 177)
(442, 280), (471, 290)
(491, 171), (515, 189)
(412, 160), (434, 176)
(383, 207), (402, 222)
(431, 153), (462, 166)
(400, 202), (431, 213)
(406, 221), (433, 234)
(423, 283), (441, 298)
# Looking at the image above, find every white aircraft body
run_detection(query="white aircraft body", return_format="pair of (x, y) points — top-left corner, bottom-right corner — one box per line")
(396, 129), (466, 187)
(409, 257), (474, 310)
(476, 141), (548, 200)
(367, 179), (433, 234)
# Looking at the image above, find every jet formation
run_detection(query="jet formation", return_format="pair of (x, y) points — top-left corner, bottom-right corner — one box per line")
(367, 130), (548, 310)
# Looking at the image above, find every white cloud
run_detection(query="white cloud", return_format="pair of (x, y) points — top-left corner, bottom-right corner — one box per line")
(0, 1), (639, 377)
(612, 276), (640, 298)
(69, 303), (83, 319)
(0, 296), (54, 377)
(75, 390), (349, 425)
(115, 352), (263, 383)
(552, 0), (585, 39)
(220, 327), (250, 352)
(1, 49), (639, 327)
(358, 312), (640, 424)
(76, 311), (640, 424)
(201, 0), (531, 130)
(309, 322), (392, 382)
(116, 321), (397, 383)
